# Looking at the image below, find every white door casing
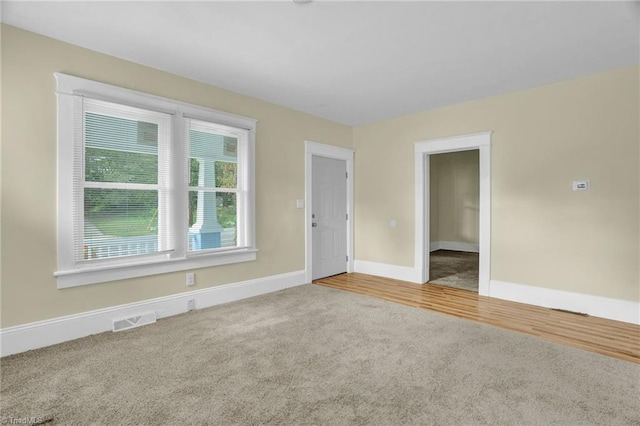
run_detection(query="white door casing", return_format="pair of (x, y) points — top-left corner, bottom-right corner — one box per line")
(414, 132), (491, 295)
(312, 156), (347, 280)
(305, 141), (354, 283)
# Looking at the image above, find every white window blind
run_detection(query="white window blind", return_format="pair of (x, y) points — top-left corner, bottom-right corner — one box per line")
(75, 98), (173, 263)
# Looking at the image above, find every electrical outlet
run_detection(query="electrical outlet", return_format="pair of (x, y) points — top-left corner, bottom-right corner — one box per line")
(186, 272), (195, 286)
(187, 299), (196, 311)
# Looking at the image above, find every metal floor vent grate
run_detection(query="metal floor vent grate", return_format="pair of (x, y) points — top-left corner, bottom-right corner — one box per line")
(551, 308), (589, 317)
(112, 311), (157, 332)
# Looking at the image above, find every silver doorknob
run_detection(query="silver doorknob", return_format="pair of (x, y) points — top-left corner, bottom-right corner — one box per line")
(312, 223), (318, 227)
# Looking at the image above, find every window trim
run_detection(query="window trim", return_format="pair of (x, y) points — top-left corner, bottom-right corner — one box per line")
(55, 73), (257, 289)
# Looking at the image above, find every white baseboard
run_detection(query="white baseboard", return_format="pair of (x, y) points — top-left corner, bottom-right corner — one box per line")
(490, 280), (640, 325)
(350, 263), (639, 325)
(429, 241), (479, 253)
(353, 260), (422, 284)
(0, 270), (306, 357)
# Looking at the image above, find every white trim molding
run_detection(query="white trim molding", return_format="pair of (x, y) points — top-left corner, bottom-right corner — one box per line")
(414, 132), (491, 295)
(1, 270), (306, 357)
(353, 260), (422, 284)
(304, 141), (354, 284)
(429, 241), (479, 253)
(56, 250), (258, 288)
(489, 280), (640, 325)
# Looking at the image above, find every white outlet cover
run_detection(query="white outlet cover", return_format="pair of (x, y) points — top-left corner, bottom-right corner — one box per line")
(186, 272), (195, 286)
(296, 199), (305, 209)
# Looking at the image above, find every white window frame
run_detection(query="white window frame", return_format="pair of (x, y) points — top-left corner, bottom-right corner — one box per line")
(55, 73), (257, 289)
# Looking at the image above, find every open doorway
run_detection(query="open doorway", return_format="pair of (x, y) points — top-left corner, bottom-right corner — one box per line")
(428, 150), (479, 292)
(413, 132), (491, 296)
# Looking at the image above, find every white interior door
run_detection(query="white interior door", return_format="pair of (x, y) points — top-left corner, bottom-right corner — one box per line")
(312, 156), (347, 280)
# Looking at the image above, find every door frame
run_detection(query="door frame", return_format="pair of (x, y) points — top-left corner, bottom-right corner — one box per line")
(414, 132), (491, 295)
(305, 141), (354, 283)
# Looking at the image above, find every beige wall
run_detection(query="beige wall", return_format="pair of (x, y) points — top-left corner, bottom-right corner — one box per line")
(354, 66), (639, 302)
(2, 24), (638, 331)
(429, 151), (479, 245)
(0, 25), (353, 327)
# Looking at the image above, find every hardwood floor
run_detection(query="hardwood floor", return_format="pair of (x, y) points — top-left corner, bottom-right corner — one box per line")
(314, 273), (640, 364)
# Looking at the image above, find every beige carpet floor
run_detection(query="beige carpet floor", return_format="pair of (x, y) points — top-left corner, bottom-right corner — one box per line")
(1, 285), (639, 425)
(429, 249), (479, 292)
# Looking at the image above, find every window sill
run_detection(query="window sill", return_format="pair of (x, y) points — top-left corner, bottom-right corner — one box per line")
(54, 249), (258, 289)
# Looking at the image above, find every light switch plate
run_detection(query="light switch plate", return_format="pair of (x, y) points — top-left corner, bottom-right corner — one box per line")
(296, 199), (305, 209)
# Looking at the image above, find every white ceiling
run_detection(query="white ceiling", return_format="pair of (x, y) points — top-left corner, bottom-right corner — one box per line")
(2, 1), (639, 126)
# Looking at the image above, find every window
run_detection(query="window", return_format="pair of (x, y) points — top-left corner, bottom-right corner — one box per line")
(186, 119), (249, 253)
(81, 99), (172, 262)
(55, 73), (257, 288)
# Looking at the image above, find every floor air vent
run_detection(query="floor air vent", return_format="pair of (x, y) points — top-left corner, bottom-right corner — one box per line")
(551, 308), (589, 317)
(112, 311), (157, 332)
